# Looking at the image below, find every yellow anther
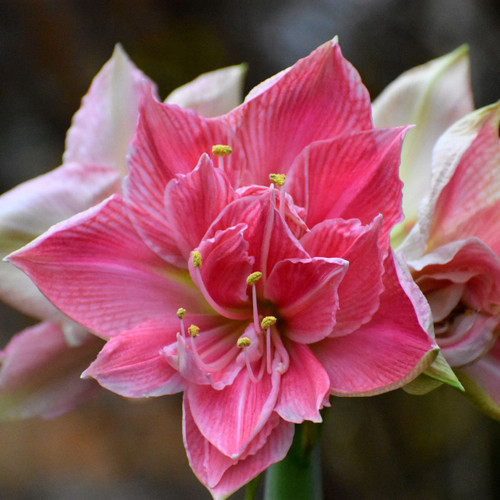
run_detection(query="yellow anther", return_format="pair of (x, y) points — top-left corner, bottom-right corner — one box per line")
(269, 173), (286, 187)
(237, 337), (252, 348)
(188, 324), (200, 338)
(212, 145), (233, 156)
(246, 271), (263, 286)
(261, 316), (277, 329)
(192, 251), (202, 268)
(176, 307), (186, 319)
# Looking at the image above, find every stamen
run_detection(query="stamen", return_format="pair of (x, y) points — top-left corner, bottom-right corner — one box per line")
(237, 336), (252, 348)
(237, 336), (261, 383)
(246, 272), (262, 286)
(177, 308), (186, 337)
(261, 316), (277, 329)
(247, 271), (263, 332)
(272, 329), (290, 374)
(212, 144), (232, 170)
(188, 324), (200, 338)
(261, 316), (277, 374)
(270, 173), (287, 219)
(192, 251), (202, 268)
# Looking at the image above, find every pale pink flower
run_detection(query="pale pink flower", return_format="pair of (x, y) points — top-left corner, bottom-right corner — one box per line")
(0, 45), (246, 419)
(9, 39), (437, 497)
(373, 46), (474, 244)
(399, 102), (500, 417)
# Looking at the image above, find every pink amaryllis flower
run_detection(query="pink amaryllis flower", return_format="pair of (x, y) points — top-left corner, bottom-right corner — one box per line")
(0, 45), (246, 419)
(9, 39), (437, 498)
(399, 102), (500, 417)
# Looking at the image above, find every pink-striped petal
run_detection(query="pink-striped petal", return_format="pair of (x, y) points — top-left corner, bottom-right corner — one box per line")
(287, 127), (409, 243)
(265, 257), (347, 343)
(313, 252), (437, 396)
(82, 316), (184, 397)
(0, 322), (101, 419)
(183, 396), (294, 499)
(124, 93), (232, 257)
(300, 216), (384, 336)
(229, 38), (372, 186)
(275, 342), (330, 423)
(8, 195), (201, 338)
(0, 162), (120, 321)
(187, 366), (281, 458)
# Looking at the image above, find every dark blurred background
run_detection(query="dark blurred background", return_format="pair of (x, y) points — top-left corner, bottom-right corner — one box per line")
(0, 1), (499, 498)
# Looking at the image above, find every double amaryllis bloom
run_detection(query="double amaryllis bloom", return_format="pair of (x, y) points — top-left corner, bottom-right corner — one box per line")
(8, 40), (437, 498)
(399, 102), (500, 416)
(0, 46), (245, 419)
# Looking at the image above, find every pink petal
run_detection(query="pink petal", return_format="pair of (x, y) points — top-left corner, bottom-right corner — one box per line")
(229, 38), (372, 186)
(287, 127), (409, 243)
(183, 396), (294, 499)
(401, 103), (500, 260)
(191, 224), (254, 317)
(265, 257), (347, 343)
(64, 45), (157, 174)
(124, 93), (232, 258)
(82, 316), (184, 397)
(187, 366), (281, 458)
(207, 195), (308, 282)
(166, 64), (246, 117)
(428, 104), (500, 251)
(300, 216), (384, 336)
(163, 154), (235, 263)
(314, 251), (437, 396)
(373, 46), (473, 226)
(162, 316), (245, 390)
(275, 342), (330, 423)
(0, 162), (120, 321)
(0, 322), (101, 419)
(8, 195), (201, 338)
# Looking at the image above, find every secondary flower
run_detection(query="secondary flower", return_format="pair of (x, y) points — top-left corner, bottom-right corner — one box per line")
(373, 46), (474, 244)
(399, 102), (500, 417)
(9, 39), (437, 498)
(0, 45), (246, 419)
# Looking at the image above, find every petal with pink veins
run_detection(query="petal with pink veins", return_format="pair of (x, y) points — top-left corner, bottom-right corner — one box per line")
(274, 341), (330, 423)
(163, 154), (236, 263)
(300, 216), (384, 337)
(191, 224), (254, 317)
(183, 396), (294, 499)
(265, 257), (347, 343)
(207, 195), (309, 281)
(0, 322), (102, 419)
(313, 251), (437, 396)
(124, 93), (233, 258)
(8, 195), (202, 338)
(187, 365), (281, 459)
(0, 162), (120, 321)
(229, 38), (372, 186)
(287, 127), (409, 244)
(82, 316), (185, 397)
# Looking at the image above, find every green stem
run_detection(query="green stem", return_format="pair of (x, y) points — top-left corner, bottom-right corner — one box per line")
(263, 421), (323, 500)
